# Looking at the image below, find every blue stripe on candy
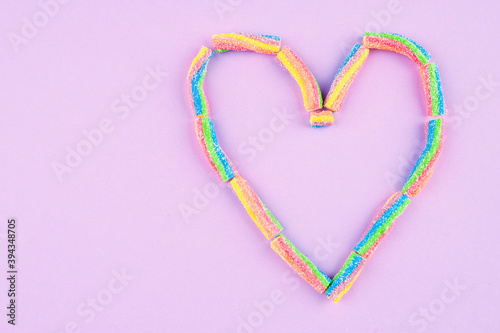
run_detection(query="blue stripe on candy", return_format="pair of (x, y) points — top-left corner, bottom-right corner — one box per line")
(334, 43), (362, 79)
(434, 65), (445, 115)
(208, 118), (235, 180)
(354, 194), (409, 253)
(259, 34), (280, 41)
(191, 52), (214, 116)
(393, 33), (431, 61)
(191, 62), (207, 115)
(325, 254), (363, 297)
(405, 120), (437, 182)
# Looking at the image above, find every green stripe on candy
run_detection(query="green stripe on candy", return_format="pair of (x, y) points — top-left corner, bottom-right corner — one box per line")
(402, 119), (443, 192)
(262, 202), (283, 232)
(282, 236), (331, 288)
(314, 78), (323, 109)
(197, 64), (209, 115)
(428, 63), (440, 116)
(366, 32), (428, 65)
(355, 197), (411, 255)
(201, 117), (229, 180)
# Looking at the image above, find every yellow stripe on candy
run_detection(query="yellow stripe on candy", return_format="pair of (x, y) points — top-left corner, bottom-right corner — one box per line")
(325, 48), (369, 110)
(333, 272), (361, 303)
(230, 180), (259, 222)
(189, 47), (211, 73)
(276, 51), (309, 109)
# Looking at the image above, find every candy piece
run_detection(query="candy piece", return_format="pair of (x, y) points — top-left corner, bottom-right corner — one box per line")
(363, 32), (431, 67)
(187, 47), (214, 116)
(402, 119), (444, 197)
(194, 115), (236, 182)
(310, 110), (334, 127)
(213, 33), (281, 54)
(276, 46), (323, 111)
(324, 44), (369, 112)
(271, 235), (331, 292)
(228, 175), (283, 239)
(420, 63), (446, 116)
(326, 252), (366, 302)
(354, 193), (411, 259)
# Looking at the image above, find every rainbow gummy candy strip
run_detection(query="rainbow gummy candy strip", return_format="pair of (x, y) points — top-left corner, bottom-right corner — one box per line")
(326, 252), (366, 302)
(324, 43), (369, 112)
(187, 46), (214, 116)
(271, 235), (332, 292)
(187, 32), (448, 303)
(276, 46), (323, 112)
(228, 175), (283, 239)
(354, 193), (411, 259)
(310, 110), (334, 127)
(213, 33), (281, 54)
(403, 119), (444, 197)
(363, 32), (431, 67)
(194, 115), (236, 182)
(421, 63), (446, 116)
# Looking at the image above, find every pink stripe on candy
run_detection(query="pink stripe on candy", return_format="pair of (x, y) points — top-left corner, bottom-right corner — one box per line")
(364, 36), (424, 66)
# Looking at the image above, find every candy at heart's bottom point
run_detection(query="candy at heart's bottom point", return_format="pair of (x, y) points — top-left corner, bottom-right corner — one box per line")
(310, 110), (334, 127)
(271, 234), (331, 292)
(326, 252), (366, 301)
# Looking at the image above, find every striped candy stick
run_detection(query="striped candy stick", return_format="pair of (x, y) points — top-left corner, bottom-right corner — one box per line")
(213, 33), (281, 54)
(276, 46), (323, 112)
(324, 43), (369, 112)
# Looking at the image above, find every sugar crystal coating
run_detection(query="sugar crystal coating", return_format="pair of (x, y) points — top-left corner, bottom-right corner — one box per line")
(420, 63), (446, 116)
(354, 193), (411, 258)
(310, 109), (334, 127)
(228, 175), (283, 239)
(213, 33), (281, 54)
(403, 119), (444, 196)
(195, 115), (237, 182)
(187, 47), (214, 116)
(271, 235), (331, 292)
(276, 46), (323, 111)
(324, 44), (369, 112)
(363, 32), (431, 67)
(326, 252), (366, 302)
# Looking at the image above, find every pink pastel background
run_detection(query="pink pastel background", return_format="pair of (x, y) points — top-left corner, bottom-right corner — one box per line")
(1, 1), (499, 332)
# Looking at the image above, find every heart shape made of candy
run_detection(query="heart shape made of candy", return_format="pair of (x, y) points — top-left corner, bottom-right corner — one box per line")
(187, 32), (446, 302)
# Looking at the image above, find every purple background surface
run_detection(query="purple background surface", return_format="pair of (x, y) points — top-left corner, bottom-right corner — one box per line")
(1, 1), (499, 332)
